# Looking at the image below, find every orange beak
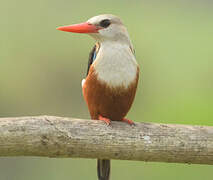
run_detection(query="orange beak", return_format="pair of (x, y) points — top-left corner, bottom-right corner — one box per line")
(56, 22), (99, 33)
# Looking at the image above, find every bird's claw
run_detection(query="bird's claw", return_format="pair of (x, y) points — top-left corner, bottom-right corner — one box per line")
(98, 116), (135, 127)
(98, 115), (111, 126)
(122, 118), (135, 126)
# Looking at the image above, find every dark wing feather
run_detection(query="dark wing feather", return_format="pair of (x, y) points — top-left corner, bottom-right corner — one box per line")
(86, 45), (97, 76)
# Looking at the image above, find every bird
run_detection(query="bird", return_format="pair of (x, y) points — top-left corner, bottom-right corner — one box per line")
(57, 14), (139, 180)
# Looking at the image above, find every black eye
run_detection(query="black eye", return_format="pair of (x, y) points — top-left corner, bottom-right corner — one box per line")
(99, 19), (111, 28)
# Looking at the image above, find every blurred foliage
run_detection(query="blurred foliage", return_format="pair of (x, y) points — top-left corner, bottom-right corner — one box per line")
(1, 0), (213, 179)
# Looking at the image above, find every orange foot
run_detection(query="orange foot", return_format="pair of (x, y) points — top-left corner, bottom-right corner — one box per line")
(122, 118), (135, 126)
(98, 115), (111, 126)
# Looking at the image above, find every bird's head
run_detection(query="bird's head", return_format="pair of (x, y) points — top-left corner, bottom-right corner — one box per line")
(57, 14), (132, 45)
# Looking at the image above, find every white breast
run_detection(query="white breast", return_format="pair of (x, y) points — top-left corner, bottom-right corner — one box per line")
(93, 42), (138, 88)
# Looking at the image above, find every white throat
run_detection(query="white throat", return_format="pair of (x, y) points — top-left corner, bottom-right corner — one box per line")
(93, 41), (138, 88)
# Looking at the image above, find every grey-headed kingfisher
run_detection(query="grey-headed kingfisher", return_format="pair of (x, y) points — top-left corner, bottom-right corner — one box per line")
(57, 14), (139, 180)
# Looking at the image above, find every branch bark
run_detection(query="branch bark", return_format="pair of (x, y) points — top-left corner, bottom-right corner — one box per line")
(0, 116), (212, 165)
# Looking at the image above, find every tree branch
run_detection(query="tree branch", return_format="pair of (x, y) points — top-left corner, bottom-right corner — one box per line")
(0, 116), (212, 165)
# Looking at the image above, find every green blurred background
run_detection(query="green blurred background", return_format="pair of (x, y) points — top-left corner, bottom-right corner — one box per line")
(1, 0), (213, 179)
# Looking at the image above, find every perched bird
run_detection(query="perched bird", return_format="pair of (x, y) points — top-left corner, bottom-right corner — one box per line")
(57, 14), (139, 180)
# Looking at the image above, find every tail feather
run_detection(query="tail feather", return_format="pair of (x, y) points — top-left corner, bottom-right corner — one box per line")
(97, 159), (110, 180)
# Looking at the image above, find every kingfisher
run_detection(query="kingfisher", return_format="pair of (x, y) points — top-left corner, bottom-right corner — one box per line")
(57, 14), (139, 180)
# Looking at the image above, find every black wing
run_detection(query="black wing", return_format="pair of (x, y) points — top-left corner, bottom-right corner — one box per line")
(86, 45), (97, 76)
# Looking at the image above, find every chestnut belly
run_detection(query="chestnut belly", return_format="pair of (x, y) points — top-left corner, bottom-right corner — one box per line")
(83, 70), (138, 121)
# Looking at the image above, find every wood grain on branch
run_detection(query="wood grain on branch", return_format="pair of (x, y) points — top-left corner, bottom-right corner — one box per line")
(0, 116), (212, 165)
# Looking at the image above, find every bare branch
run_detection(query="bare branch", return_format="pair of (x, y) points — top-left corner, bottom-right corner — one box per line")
(0, 116), (212, 165)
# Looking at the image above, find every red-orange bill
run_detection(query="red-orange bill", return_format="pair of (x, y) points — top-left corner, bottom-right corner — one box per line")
(56, 22), (99, 33)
